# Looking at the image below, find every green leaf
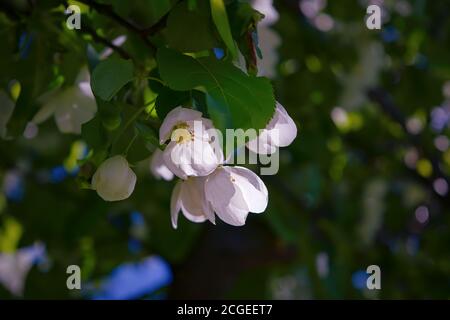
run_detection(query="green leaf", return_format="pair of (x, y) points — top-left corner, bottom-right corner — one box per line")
(91, 58), (134, 101)
(111, 107), (152, 163)
(228, 2), (264, 75)
(228, 2), (264, 37)
(210, 0), (237, 58)
(6, 29), (54, 136)
(165, 1), (218, 52)
(81, 116), (108, 149)
(97, 100), (122, 131)
(188, 0), (198, 10)
(135, 122), (159, 147)
(86, 44), (101, 72)
(113, 0), (174, 27)
(126, 132), (152, 164)
(157, 48), (275, 133)
(155, 86), (190, 119)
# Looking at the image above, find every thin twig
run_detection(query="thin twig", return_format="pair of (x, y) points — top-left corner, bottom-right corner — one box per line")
(76, 0), (159, 52)
(81, 24), (131, 59)
(141, 11), (171, 36)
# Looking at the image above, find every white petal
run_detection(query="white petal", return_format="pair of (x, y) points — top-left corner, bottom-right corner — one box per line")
(74, 66), (91, 85)
(246, 129), (276, 154)
(246, 101), (297, 154)
(205, 167), (236, 208)
(92, 156), (136, 201)
(269, 102), (297, 147)
(0, 243), (45, 296)
(190, 137), (221, 175)
(213, 202), (249, 226)
(100, 35), (127, 58)
(231, 166), (268, 213)
(205, 167), (250, 226)
(170, 181), (182, 229)
(202, 122), (225, 164)
(163, 138), (220, 179)
(159, 107), (203, 144)
(75, 67), (95, 98)
(179, 177), (212, 224)
(34, 68), (96, 134)
(205, 166), (269, 226)
(33, 93), (60, 124)
(150, 149), (174, 181)
(163, 142), (192, 179)
(54, 87), (97, 134)
(78, 82), (95, 99)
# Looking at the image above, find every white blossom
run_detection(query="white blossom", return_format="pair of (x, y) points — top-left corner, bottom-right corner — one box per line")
(33, 67), (97, 134)
(205, 166), (268, 226)
(160, 107), (223, 179)
(0, 243), (46, 296)
(171, 176), (215, 229)
(159, 107), (203, 144)
(92, 155), (136, 201)
(247, 101), (297, 154)
(149, 149), (174, 181)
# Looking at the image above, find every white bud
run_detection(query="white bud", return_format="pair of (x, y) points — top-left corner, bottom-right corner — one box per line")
(170, 176), (215, 229)
(92, 156), (136, 201)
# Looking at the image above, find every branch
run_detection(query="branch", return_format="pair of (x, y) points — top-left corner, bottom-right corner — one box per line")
(141, 11), (171, 36)
(81, 24), (131, 59)
(77, 0), (159, 52)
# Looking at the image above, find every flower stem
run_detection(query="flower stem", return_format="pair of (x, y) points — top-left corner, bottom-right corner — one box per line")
(146, 76), (165, 85)
(124, 132), (139, 156)
(111, 100), (155, 147)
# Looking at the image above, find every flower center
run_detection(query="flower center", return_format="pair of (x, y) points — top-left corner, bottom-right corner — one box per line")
(171, 125), (193, 144)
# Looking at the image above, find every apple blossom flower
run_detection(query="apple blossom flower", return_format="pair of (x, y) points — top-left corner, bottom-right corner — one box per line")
(205, 166), (268, 226)
(33, 67), (97, 134)
(92, 155), (136, 201)
(160, 107), (223, 180)
(149, 149), (174, 181)
(247, 101), (297, 154)
(171, 176), (215, 229)
(159, 107), (203, 144)
(0, 243), (46, 296)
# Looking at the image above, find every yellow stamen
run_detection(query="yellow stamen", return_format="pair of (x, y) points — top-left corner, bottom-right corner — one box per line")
(171, 127), (192, 144)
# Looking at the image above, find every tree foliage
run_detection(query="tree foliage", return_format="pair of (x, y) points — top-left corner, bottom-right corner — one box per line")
(0, 0), (449, 299)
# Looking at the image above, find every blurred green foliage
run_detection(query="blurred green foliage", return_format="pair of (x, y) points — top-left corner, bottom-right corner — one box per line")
(0, 0), (449, 299)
